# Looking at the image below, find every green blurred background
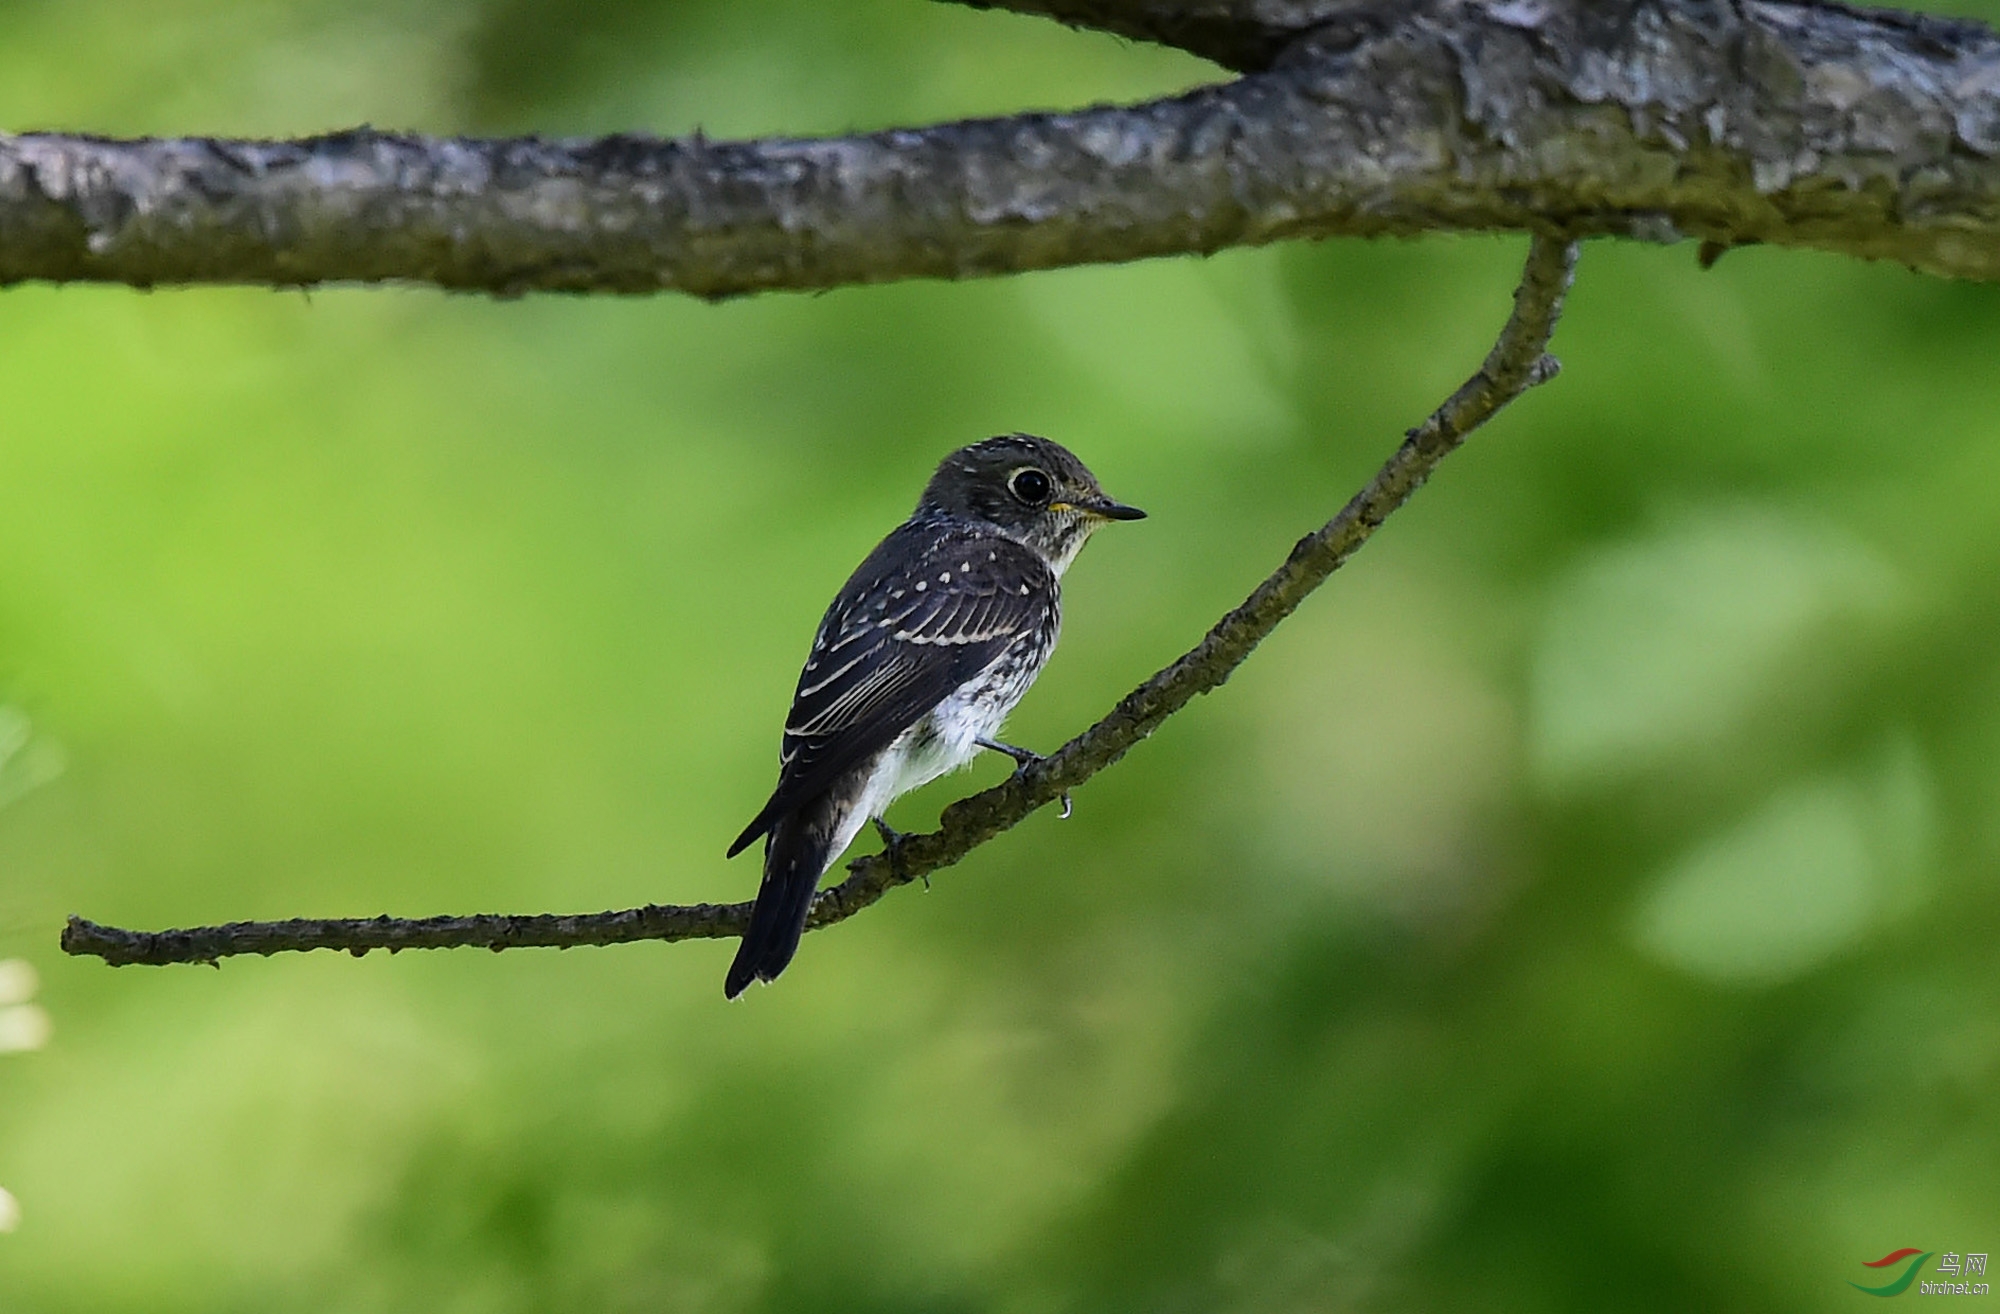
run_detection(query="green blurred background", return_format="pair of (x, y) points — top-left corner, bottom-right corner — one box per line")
(0, 0), (1996, 1308)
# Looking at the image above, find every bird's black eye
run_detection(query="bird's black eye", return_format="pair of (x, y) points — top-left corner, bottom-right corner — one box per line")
(1008, 468), (1052, 505)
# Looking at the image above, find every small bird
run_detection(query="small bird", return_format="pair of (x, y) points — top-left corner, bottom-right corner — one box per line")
(724, 434), (1144, 998)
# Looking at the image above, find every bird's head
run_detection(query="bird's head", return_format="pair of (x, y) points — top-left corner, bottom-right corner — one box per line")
(918, 434), (1145, 574)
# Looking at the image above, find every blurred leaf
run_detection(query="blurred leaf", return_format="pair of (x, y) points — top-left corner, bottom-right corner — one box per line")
(1530, 505), (1901, 791)
(1632, 737), (1936, 985)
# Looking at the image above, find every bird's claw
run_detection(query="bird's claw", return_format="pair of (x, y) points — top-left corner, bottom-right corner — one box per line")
(872, 816), (926, 889)
(976, 736), (1042, 772)
(977, 738), (1073, 820)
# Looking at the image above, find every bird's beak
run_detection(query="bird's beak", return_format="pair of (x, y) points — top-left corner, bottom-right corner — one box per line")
(1060, 496), (1147, 522)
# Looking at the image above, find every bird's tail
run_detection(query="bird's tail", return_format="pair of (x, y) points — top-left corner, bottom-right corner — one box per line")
(724, 798), (841, 999)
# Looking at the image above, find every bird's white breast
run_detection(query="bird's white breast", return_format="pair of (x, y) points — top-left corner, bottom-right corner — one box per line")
(817, 696), (978, 868)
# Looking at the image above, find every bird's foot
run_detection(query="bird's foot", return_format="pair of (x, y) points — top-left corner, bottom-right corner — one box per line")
(976, 736), (1042, 770)
(975, 738), (1072, 820)
(872, 816), (926, 889)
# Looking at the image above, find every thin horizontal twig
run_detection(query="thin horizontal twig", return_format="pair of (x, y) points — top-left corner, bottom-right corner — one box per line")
(61, 232), (1577, 969)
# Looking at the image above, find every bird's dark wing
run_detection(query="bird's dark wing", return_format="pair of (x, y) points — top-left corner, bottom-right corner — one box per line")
(727, 525), (1055, 857)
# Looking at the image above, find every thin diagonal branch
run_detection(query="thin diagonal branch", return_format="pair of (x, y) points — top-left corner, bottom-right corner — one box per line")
(60, 233), (1576, 969)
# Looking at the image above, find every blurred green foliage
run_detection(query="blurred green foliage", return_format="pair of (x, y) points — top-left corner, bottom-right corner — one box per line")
(0, 0), (1997, 1309)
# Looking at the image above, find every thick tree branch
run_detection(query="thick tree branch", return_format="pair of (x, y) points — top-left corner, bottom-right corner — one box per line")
(2, 2), (1999, 293)
(60, 233), (1575, 969)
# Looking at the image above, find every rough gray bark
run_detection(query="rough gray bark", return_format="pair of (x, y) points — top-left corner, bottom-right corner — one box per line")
(4, 1), (2000, 294)
(61, 234), (1574, 968)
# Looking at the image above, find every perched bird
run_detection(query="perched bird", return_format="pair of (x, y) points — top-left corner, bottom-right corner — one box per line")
(724, 434), (1144, 998)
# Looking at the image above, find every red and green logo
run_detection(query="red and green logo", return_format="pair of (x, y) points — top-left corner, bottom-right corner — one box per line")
(1852, 1249), (1933, 1297)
